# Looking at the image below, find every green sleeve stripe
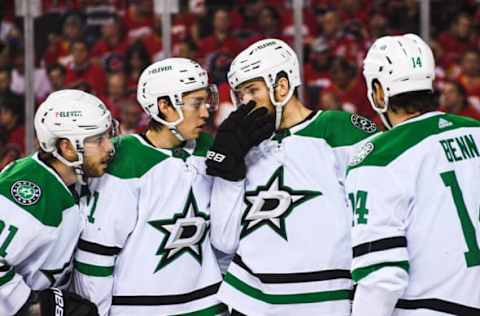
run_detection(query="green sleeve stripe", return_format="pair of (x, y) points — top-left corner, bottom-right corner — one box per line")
(173, 303), (228, 315)
(74, 260), (114, 277)
(352, 261), (410, 282)
(0, 270), (14, 286)
(224, 272), (351, 304)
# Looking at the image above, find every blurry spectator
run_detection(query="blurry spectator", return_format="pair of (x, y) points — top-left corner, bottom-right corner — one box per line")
(198, 8), (242, 61)
(172, 40), (197, 60)
(43, 13), (84, 66)
(0, 66), (23, 103)
(386, 0), (419, 34)
(206, 51), (233, 85)
(101, 72), (129, 119)
(323, 57), (373, 117)
(0, 41), (9, 68)
(65, 40), (107, 95)
(9, 46), (52, 101)
(320, 90), (343, 111)
(47, 63), (67, 92)
(245, 5), (285, 45)
(454, 50), (480, 111)
(0, 143), (22, 171)
(117, 98), (145, 135)
(304, 37), (333, 107)
(83, 0), (122, 43)
(317, 9), (362, 65)
(124, 42), (151, 91)
(436, 13), (477, 68)
(0, 96), (25, 153)
(364, 11), (389, 49)
(439, 81), (480, 120)
(141, 14), (165, 61)
(124, 0), (154, 40)
(91, 15), (129, 64)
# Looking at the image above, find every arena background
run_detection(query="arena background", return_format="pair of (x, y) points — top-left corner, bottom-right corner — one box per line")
(1, 0), (479, 169)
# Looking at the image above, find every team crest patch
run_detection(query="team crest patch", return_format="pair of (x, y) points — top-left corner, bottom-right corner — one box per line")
(11, 180), (42, 205)
(349, 142), (374, 166)
(351, 114), (377, 134)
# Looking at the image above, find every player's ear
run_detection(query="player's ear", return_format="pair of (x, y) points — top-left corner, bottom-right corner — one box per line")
(274, 77), (290, 102)
(57, 138), (78, 161)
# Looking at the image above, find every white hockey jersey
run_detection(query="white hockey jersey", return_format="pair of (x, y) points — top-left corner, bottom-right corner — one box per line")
(210, 111), (378, 315)
(0, 153), (83, 315)
(346, 112), (480, 316)
(73, 133), (225, 316)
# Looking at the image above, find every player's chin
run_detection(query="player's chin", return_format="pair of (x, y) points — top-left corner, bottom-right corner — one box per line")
(85, 163), (108, 178)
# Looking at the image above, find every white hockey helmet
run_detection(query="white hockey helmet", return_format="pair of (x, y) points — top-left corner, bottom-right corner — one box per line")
(137, 57), (218, 141)
(363, 33), (435, 128)
(35, 89), (114, 168)
(227, 38), (301, 130)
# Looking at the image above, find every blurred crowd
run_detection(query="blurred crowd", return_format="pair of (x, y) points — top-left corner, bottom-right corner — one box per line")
(1, 0), (480, 169)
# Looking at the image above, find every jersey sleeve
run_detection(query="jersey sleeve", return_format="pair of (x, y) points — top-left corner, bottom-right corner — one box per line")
(0, 196), (50, 315)
(346, 166), (410, 316)
(73, 175), (139, 316)
(209, 177), (246, 255)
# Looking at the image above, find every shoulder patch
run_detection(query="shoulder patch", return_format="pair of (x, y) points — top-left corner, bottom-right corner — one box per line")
(11, 180), (42, 206)
(349, 142), (374, 167)
(351, 114), (377, 134)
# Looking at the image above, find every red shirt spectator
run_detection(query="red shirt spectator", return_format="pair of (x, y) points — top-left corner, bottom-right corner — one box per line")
(439, 81), (480, 120)
(65, 40), (107, 95)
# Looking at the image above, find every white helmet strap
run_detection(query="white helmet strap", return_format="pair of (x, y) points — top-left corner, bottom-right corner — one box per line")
(152, 102), (186, 142)
(52, 143), (87, 184)
(267, 78), (296, 130)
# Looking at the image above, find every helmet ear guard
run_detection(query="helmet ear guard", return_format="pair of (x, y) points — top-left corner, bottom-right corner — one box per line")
(227, 38), (301, 130)
(363, 33), (435, 129)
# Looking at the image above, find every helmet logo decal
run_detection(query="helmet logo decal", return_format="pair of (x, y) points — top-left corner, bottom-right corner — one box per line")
(149, 65), (173, 74)
(11, 180), (42, 206)
(55, 111), (82, 118)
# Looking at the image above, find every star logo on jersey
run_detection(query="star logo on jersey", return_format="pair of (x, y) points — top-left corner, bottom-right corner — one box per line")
(40, 260), (72, 287)
(240, 166), (322, 240)
(148, 190), (209, 273)
(11, 180), (42, 206)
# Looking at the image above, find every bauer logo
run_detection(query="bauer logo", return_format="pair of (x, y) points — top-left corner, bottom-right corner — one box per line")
(56, 111), (82, 118)
(11, 180), (42, 206)
(149, 65), (173, 74)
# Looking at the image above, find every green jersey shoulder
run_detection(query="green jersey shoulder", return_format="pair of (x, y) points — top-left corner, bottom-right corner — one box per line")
(0, 155), (75, 227)
(295, 110), (378, 147)
(348, 113), (480, 172)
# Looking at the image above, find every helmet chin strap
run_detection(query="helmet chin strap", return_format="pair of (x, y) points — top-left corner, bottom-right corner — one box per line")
(52, 148), (88, 185)
(269, 84), (295, 130)
(168, 125), (185, 142)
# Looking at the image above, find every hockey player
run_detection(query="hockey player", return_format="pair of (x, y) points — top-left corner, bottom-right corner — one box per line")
(72, 58), (270, 316)
(346, 33), (480, 315)
(0, 89), (115, 315)
(206, 38), (378, 315)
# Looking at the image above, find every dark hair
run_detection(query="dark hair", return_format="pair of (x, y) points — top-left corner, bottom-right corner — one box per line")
(124, 42), (151, 75)
(47, 63), (66, 76)
(0, 95), (24, 125)
(147, 96), (172, 131)
(388, 90), (436, 114)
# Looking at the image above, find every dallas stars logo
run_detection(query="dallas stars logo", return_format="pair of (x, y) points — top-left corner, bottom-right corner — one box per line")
(148, 190), (209, 272)
(11, 180), (41, 206)
(241, 166), (322, 240)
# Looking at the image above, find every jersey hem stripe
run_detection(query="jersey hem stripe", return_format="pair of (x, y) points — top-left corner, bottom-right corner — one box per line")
(351, 260), (409, 282)
(233, 254), (351, 283)
(78, 239), (121, 256)
(172, 303), (228, 316)
(111, 282), (221, 305)
(353, 236), (407, 258)
(396, 298), (480, 314)
(74, 260), (114, 277)
(224, 272), (352, 304)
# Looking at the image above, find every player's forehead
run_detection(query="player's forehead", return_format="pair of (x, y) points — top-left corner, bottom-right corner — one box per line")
(236, 78), (266, 92)
(183, 87), (208, 100)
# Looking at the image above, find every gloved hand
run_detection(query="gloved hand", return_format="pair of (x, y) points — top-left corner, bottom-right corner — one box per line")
(16, 288), (99, 316)
(206, 101), (274, 181)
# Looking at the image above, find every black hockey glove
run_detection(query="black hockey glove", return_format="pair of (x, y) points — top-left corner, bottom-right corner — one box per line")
(16, 288), (99, 316)
(206, 101), (274, 181)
